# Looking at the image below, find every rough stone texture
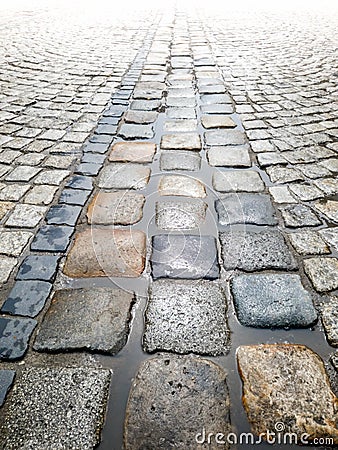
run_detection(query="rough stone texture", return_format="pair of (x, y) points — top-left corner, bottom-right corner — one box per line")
(0, 317), (37, 360)
(289, 230), (330, 255)
(289, 183), (324, 201)
(207, 145), (251, 167)
(160, 151), (201, 171)
(109, 141), (156, 163)
(220, 230), (298, 271)
(34, 287), (134, 354)
(0, 230), (32, 257)
(269, 186), (297, 203)
(156, 199), (207, 230)
(322, 297), (338, 347)
(319, 228), (338, 252)
(5, 204), (46, 228)
(304, 257), (338, 292)
(1, 280), (52, 317)
(314, 200), (338, 223)
(118, 123), (154, 139)
(0, 256), (17, 283)
(97, 164), (151, 190)
(16, 255), (60, 281)
(280, 204), (322, 228)
(124, 355), (231, 450)
(124, 110), (157, 124)
(215, 194), (277, 226)
(63, 228), (146, 278)
(144, 280), (229, 355)
(231, 274), (317, 328)
(237, 344), (338, 444)
(87, 192), (145, 225)
(164, 119), (197, 132)
(212, 170), (264, 192)
(0, 201), (14, 220)
(160, 133), (201, 151)
(158, 175), (206, 198)
(0, 370), (15, 407)
(0, 367), (111, 449)
(205, 129), (246, 146)
(46, 205), (82, 227)
(151, 234), (220, 280)
(201, 115), (236, 129)
(266, 166), (304, 184)
(31, 225), (73, 252)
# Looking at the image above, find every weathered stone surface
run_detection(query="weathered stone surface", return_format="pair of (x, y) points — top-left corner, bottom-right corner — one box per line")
(59, 188), (91, 206)
(124, 355), (231, 450)
(118, 123), (154, 139)
(63, 228), (146, 278)
(0, 201), (14, 220)
(289, 230), (330, 255)
(164, 119), (197, 132)
(0, 317), (37, 360)
(160, 151), (201, 171)
(16, 255), (59, 281)
(31, 225), (73, 252)
(34, 287), (134, 354)
(207, 145), (251, 167)
(5, 204), (46, 228)
(0, 256), (17, 283)
(319, 227), (338, 252)
(1, 280), (52, 317)
(231, 274), (317, 328)
(0, 230), (32, 257)
(201, 104), (233, 114)
(201, 115), (236, 129)
(314, 200), (338, 223)
(237, 344), (338, 444)
(289, 183), (323, 201)
(269, 186), (296, 203)
(280, 204), (322, 228)
(0, 184), (30, 201)
(109, 141), (156, 163)
(46, 205), (81, 226)
(167, 107), (196, 119)
(304, 257), (338, 292)
(66, 175), (93, 191)
(87, 192), (145, 225)
(314, 177), (338, 196)
(97, 164), (151, 190)
(0, 370), (15, 407)
(220, 230), (298, 271)
(24, 185), (58, 205)
(131, 99), (161, 111)
(143, 280), (229, 355)
(266, 166), (304, 184)
(215, 194), (277, 226)
(124, 110), (157, 124)
(201, 93), (231, 104)
(256, 152), (287, 167)
(0, 367), (111, 449)
(158, 175), (206, 198)
(161, 133), (201, 151)
(156, 199), (207, 230)
(322, 297), (338, 347)
(205, 130), (246, 146)
(212, 170), (264, 192)
(151, 234), (219, 280)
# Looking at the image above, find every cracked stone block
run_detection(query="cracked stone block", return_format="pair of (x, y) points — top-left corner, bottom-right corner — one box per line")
(266, 166), (304, 184)
(0, 317), (37, 360)
(322, 297), (338, 347)
(231, 274), (317, 328)
(201, 115), (236, 129)
(314, 200), (338, 223)
(124, 110), (158, 124)
(0, 367), (111, 449)
(16, 255), (60, 281)
(0, 230), (32, 257)
(279, 204), (322, 227)
(118, 123), (154, 139)
(215, 194), (277, 226)
(207, 145), (251, 167)
(87, 192), (145, 225)
(160, 133), (201, 151)
(237, 344), (338, 444)
(151, 234), (220, 280)
(124, 355), (231, 450)
(59, 188), (91, 206)
(304, 257), (338, 292)
(220, 230), (298, 271)
(24, 185), (58, 205)
(0, 370), (15, 407)
(143, 280), (230, 355)
(109, 141), (156, 163)
(289, 183), (324, 201)
(205, 130), (246, 146)
(156, 199), (207, 230)
(97, 164), (150, 190)
(160, 151), (201, 171)
(288, 230), (330, 255)
(269, 186), (297, 203)
(0, 201), (14, 220)
(34, 287), (134, 354)
(63, 228), (146, 278)
(1, 280), (52, 317)
(5, 204), (46, 228)
(158, 175), (206, 198)
(319, 228), (338, 252)
(212, 170), (264, 192)
(46, 204), (82, 226)
(31, 225), (73, 252)
(0, 256), (17, 283)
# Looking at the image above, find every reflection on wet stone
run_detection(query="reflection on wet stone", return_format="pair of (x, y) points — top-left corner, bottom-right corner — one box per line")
(0, 317), (37, 360)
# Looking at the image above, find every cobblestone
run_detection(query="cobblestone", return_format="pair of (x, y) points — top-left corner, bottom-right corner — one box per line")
(0, 317), (37, 360)
(212, 170), (264, 192)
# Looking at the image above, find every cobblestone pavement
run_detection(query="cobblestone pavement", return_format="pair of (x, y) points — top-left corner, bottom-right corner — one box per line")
(0, 2), (338, 449)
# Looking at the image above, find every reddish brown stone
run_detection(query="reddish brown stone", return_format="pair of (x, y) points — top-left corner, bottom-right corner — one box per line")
(109, 142), (156, 163)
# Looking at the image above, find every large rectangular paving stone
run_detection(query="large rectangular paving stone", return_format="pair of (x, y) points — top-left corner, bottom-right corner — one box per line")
(220, 230), (298, 271)
(212, 170), (264, 192)
(158, 175), (206, 198)
(237, 344), (338, 444)
(160, 151), (201, 171)
(151, 234), (220, 280)
(0, 367), (111, 449)
(63, 228), (146, 278)
(156, 199), (207, 230)
(304, 257), (338, 292)
(0, 317), (37, 360)
(215, 194), (277, 226)
(87, 192), (145, 225)
(205, 130), (246, 146)
(118, 123), (154, 139)
(160, 133), (201, 151)
(97, 164), (151, 190)
(109, 141), (156, 163)
(207, 145), (251, 167)
(143, 280), (229, 355)
(34, 287), (134, 354)
(124, 355), (231, 450)
(231, 274), (317, 328)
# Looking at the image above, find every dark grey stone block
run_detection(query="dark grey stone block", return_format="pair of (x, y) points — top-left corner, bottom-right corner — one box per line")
(59, 188), (91, 206)
(65, 175), (93, 190)
(16, 255), (60, 281)
(31, 225), (73, 252)
(0, 317), (37, 360)
(46, 204), (81, 226)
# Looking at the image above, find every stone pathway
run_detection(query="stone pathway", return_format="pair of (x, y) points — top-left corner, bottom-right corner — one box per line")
(0, 3), (338, 449)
